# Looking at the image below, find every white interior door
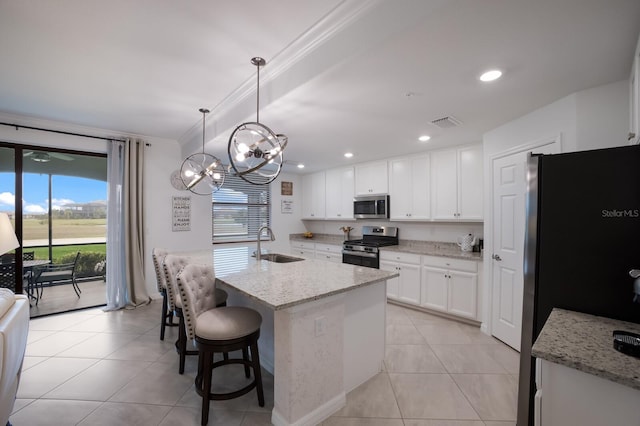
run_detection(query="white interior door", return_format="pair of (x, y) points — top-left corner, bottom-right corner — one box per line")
(491, 151), (527, 350)
(491, 141), (560, 351)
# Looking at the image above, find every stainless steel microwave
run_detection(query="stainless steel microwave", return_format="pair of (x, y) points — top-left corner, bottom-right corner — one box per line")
(353, 195), (389, 219)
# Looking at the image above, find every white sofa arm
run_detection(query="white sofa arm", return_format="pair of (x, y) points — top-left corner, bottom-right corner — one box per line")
(0, 290), (29, 425)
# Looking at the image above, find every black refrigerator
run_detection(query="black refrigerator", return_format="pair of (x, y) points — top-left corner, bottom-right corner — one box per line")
(517, 144), (640, 426)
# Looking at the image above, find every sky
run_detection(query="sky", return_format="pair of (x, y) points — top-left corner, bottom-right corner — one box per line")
(0, 173), (107, 214)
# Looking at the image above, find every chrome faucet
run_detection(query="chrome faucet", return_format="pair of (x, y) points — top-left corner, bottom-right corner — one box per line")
(256, 225), (275, 261)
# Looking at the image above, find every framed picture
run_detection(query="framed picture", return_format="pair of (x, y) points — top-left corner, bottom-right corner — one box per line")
(281, 200), (293, 214)
(172, 196), (191, 231)
(281, 181), (293, 196)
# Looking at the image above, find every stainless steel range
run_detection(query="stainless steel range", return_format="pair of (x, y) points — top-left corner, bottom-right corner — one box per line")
(342, 226), (399, 269)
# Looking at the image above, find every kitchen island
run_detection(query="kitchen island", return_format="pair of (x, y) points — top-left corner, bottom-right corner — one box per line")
(208, 246), (398, 426)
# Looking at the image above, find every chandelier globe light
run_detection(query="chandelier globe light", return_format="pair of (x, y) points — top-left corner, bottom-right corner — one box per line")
(228, 57), (287, 185)
(180, 108), (225, 195)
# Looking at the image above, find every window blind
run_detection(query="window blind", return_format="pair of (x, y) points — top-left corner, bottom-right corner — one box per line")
(212, 173), (271, 243)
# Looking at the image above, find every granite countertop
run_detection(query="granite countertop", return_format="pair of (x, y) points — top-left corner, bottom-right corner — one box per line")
(532, 308), (640, 391)
(290, 234), (482, 261)
(211, 246), (398, 311)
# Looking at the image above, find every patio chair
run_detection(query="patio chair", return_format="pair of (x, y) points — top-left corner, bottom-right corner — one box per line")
(0, 264), (16, 291)
(33, 252), (81, 303)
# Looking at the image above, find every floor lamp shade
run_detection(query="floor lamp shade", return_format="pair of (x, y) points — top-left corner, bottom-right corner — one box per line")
(0, 213), (19, 255)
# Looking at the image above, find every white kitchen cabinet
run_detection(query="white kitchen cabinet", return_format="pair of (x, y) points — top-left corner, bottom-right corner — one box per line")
(421, 255), (478, 320)
(290, 241), (316, 258)
(536, 359), (640, 426)
(355, 160), (388, 195)
(380, 251), (421, 305)
(389, 154), (430, 220)
(314, 243), (342, 263)
(301, 172), (326, 219)
(629, 33), (640, 145)
(431, 145), (483, 221)
(325, 167), (355, 220)
(380, 261), (400, 299)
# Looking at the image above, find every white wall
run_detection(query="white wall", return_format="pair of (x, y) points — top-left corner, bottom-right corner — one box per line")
(481, 79), (630, 331)
(0, 112), (213, 298)
(264, 172), (306, 253)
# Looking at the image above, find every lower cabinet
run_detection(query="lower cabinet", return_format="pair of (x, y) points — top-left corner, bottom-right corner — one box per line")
(290, 241), (316, 258)
(380, 252), (421, 305)
(421, 255), (478, 320)
(314, 243), (342, 263)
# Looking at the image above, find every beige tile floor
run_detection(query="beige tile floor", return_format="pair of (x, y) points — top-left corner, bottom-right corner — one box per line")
(11, 301), (518, 426)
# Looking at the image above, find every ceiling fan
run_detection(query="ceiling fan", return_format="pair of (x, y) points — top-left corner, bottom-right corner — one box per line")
(24, 151), (74, 162)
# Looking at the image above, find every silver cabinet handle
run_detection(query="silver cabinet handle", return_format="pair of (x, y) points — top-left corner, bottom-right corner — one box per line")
(492, 254), (502, 261)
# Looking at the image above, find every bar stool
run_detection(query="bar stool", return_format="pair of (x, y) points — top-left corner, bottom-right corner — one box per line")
(176, 263), (264, 426)
(151, 248), (176, 340)
(163, 254), (227, 374)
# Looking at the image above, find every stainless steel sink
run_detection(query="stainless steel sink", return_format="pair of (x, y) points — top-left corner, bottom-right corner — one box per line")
(259, 253), (304, 263)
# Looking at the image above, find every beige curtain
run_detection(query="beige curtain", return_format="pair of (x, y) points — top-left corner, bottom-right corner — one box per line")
(105, 138), (149, 310)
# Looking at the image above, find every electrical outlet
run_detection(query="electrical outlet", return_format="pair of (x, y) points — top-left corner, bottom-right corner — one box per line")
(315, 316), (326, 336)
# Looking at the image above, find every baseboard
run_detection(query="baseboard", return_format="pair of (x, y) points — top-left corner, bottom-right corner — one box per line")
(271, 392), (346, 426)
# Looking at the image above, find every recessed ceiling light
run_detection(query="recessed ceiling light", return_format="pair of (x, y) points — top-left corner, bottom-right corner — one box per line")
(344, 152), (354, 158)
(297, 164), (305, 169)
(418, 135), (431, 142)
(479, 69), (502, 82)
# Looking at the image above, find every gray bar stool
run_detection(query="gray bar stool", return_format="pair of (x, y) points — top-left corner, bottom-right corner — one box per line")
(163, 254), (228, 374)
(177, 263), (264, 426)
(151, 248), (176, 340)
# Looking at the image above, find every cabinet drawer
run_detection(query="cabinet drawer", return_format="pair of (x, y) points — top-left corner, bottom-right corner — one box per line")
(314, 243), (342, 254)
(290, 241), (315, 250)
(422, 255), (477, 273)
(380, 251), (421, 264)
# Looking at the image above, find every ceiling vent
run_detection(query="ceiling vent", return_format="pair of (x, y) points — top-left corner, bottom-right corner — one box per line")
(430, 116), (462, 128)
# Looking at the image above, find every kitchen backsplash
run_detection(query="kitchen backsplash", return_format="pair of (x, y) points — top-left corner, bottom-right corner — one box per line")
(303, 220), (483, 244)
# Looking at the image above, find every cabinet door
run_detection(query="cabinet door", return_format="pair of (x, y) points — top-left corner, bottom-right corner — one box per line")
(410, 155), (430, 219)
(630, 38), (640, 145)
(398, 262), (421, 305)
(457, 145), (483, 220)
(389, 158), (412, 219)
(447, 270), (477, 319)
(430, 149), (458, 220)
(355, 161), (388, 195)
(380, 261), (399, 300)
(317, 252), (342, 263)
(302, 172), (326, 219)
(421, 266), (448, 312)
(326, 167), (354, 219)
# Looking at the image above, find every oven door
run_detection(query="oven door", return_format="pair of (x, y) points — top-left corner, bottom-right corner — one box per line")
(342, 250), (379, 269)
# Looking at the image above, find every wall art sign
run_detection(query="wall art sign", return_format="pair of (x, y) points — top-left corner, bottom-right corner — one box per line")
(281, 181), (293, 196)
(172, 196), (191, 231)
(281, 200), (293, 214)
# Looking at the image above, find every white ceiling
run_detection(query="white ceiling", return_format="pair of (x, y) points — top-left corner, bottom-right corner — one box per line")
(1, 0), (639, 173)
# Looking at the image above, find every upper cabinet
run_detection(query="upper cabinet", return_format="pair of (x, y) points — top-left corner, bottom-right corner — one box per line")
(355, 160), (388, 195)
(325, 166), (355, 220)
(629, 34), (640, 145)
(389, 154), (430, 220)
(301, 171), (326, 219)
(431, 145), (483, 221)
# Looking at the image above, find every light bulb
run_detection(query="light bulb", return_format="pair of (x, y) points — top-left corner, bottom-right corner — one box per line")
(238, 143), (249, 153)
(184, 170), (195, 177)
(213, 173), (221, 180)
(236, 152), (246, 162)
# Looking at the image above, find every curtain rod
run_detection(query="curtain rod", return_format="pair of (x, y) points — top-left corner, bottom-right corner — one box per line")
(0, 121), (127, 142)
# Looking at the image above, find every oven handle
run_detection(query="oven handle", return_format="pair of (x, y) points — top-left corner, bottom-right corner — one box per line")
(342, 249), (378, 259)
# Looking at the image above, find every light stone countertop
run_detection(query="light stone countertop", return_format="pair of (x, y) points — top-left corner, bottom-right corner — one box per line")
(211, 245), (398, 310)
(532, 308), (640, 391)
(290, 234), (482, 261)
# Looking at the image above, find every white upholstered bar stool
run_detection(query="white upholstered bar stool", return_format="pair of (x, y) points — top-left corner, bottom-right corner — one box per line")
(151, 248), (176, 340)
(163, 254), (228, 374)
(176, 264), (264, 426)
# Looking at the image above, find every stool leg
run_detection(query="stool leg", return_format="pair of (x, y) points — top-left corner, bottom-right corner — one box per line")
(242, 347), (250, 378)
(160, 290), (168, 340)
(178, 313), (186, 374)
(250, 341), (265, 407)
(201, 349), (213, 426)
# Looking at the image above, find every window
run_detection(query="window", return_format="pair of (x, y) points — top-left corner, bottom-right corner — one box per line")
(212, 174), (270, 243)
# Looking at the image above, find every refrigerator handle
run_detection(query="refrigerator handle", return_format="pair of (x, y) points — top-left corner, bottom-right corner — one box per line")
(630, 270), (640, 303)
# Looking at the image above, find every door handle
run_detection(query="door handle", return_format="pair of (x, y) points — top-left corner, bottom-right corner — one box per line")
(492, 254), (502, 261)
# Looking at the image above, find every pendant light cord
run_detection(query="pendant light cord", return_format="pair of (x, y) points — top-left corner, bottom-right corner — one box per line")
(199, 108), (209, 153)
(256, 63), (260, 123)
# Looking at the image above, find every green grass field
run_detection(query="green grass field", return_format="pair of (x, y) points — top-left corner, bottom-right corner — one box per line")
(23, 217), (106, 240)
(26, 244), (106, 261)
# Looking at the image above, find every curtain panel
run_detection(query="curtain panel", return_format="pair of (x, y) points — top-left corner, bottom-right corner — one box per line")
(105, 138), (149, 310)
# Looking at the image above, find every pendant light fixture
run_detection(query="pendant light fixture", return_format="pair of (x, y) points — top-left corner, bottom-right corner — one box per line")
(180, 108), (225, 195)
(228, 57), (287, 185)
